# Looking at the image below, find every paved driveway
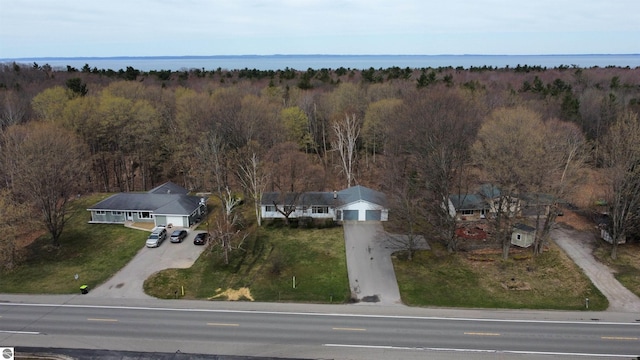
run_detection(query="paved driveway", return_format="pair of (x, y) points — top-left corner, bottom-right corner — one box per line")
(551, 225), (640, 312)
(88, 229), (207, 299)
(343, 222), (429, 306)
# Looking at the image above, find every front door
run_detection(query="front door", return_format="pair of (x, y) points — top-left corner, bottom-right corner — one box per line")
(126, 212), (133, 221)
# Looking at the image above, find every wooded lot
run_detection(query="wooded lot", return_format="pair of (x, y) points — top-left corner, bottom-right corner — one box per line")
(1, 62), (639, 268)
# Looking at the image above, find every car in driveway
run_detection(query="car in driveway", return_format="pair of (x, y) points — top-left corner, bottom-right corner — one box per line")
(193, 232), (208, 245)
(146, 228), (167, 248)
(170, 229), (188, 243)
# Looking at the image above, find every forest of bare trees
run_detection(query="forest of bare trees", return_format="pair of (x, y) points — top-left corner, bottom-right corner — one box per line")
(1, 61), (639, 267)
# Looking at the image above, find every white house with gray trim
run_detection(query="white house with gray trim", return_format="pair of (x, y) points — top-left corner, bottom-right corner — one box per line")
(260, 185), (388, 222)
(87, 182), (207, 228)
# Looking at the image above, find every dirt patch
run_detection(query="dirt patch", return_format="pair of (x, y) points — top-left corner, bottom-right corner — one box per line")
(501, 278), (532, 291)
(209, 287), (254, 301)
(556, 210), (596, 232)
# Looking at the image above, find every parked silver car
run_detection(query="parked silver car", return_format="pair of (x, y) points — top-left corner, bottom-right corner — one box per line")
(146, 228), (167, 248)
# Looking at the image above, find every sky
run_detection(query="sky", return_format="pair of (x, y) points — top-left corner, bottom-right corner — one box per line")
(1, 0), (639, 58)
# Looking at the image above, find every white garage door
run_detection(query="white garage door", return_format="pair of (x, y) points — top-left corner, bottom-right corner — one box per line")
(166, 216), (185, 227)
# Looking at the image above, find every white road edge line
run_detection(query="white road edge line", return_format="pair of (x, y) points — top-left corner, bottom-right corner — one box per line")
(324, 343), (639, 358)
(0, 302), (637, 326)
(0, 330), (41, 335)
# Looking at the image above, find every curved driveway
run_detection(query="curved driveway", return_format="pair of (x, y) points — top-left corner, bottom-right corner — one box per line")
(88, 229), (207, 299)
(551, 225), (640, 312)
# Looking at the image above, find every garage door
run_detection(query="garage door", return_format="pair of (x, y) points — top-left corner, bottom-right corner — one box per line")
(166, 216), (185, 227)
(342, 210), (359, 221)
(365, 210), (381, 221)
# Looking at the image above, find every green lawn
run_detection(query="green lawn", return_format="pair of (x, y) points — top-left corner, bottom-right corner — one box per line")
(1, 195), (612, 311)
(0, 194), (147, 293)
(393, 242), (608, 310)
(145, 225), (350, 302)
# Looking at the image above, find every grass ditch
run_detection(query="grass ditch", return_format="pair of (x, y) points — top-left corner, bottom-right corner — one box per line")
(593, 241), (640, 298)
(393, 242), (608, 310)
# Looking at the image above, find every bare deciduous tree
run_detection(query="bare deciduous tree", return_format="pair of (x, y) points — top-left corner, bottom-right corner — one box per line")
(5, 122), (88, 246)
(0, 189), (30, 270)
(236, 146), (269, 227)
(332, 113), (360, 188)
(600, 110), (640, 259)
(211, 187), (247, 265)
(473, 106), (546, 259)
(530, 120), (588, 255)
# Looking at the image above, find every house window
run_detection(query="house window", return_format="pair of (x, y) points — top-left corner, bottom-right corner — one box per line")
(265, 205), (276, 212)
(516, 234), (522, 240)
(112, 211), (122, 215)
(461, 210), (474, 215)
(312, 206), (329, 214)
(283, 205), (296, 213)
(95, 210), (106, 215)
(139, 212), (151, 219)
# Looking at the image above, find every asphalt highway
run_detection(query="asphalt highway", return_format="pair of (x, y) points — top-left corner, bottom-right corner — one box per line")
(0, 296), (639, 359)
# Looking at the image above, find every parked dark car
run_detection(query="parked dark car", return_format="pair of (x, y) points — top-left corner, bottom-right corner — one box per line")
(170, 229), (188, 243)
(193, 232), (208, 245)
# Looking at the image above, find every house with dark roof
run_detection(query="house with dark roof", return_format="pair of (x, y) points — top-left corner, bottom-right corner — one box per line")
(260, 185), (388, 222)
(87, 182), (207, 228)
(448, 184), (521, 221)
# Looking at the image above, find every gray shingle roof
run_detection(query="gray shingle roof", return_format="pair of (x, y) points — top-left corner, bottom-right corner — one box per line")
(337, 185), (387, 207)
(261, 192), (337, 206)
(88, 182), (202, 216)
(260, 185), (387, 207)
(148, 181), (188, 195)
(448, 194), (488, 211)
(513, 223), (536, 232)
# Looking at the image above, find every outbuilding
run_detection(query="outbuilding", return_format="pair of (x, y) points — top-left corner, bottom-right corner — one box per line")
(511, 223), (536, 248)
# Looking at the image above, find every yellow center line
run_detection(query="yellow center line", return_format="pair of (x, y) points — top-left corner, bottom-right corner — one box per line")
(465, 332), (501, 336)
(207, 322), (239, 327)
(602, 336), (638, 341)
(87, 318), (118, 322)
(333, 327), (367, 332)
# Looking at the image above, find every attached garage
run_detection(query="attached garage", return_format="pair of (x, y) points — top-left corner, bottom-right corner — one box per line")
(165, 215), (187, 228)
(365, 210), (382, 221)
(342, 210), (359, 221)
(335, 185), (389, 222)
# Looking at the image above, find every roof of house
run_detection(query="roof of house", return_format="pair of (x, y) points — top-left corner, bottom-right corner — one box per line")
(87, 182), (203, 216)
(261, 191), (338, 206)
(513, 223), (536, 232)
(448, 194), (488, 211)
(88, 193), (202, 215)
(260, 185), (387, 207)
(148, 181), (188, 195)
(337, 185), (387, 207)
(478, 184), (501, 199)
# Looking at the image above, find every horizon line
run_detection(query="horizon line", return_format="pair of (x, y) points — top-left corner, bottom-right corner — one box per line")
(2, 53), (639, 61)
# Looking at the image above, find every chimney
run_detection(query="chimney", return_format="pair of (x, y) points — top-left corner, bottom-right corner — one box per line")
(333, 190), (337, 199)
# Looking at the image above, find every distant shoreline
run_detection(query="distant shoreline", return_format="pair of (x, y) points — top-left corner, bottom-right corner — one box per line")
(3, 53), (639, 60)
(3, 54), (639, 71)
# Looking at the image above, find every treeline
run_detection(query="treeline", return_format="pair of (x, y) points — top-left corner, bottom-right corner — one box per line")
(0, 62), (639, 264)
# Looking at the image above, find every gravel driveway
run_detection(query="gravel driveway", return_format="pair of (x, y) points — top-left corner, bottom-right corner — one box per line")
(551, 224), (640, 312)
(343, 222), (429, 306)
(88, 229), (207, 299)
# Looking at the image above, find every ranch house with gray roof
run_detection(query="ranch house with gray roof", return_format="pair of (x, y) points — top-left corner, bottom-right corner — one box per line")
(87, 182), (207, 228)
